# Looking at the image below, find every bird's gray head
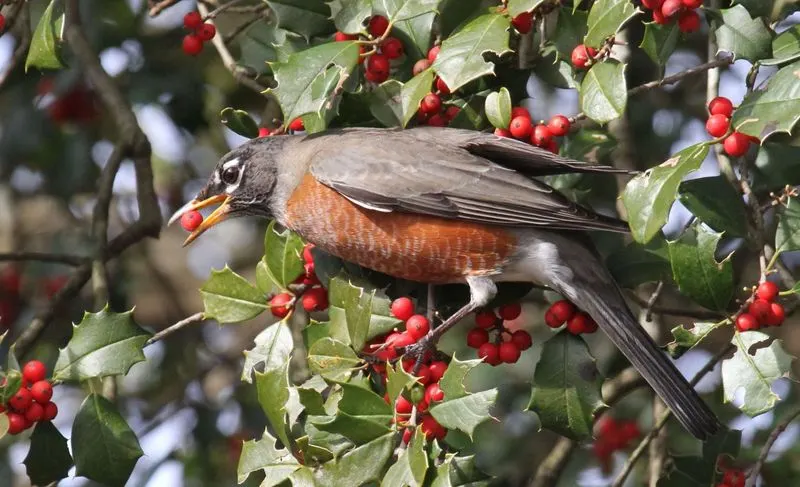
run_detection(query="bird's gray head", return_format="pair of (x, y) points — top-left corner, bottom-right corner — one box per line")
(168, 136), (290, 245)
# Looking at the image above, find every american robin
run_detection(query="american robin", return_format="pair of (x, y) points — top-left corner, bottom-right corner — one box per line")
(170, 126), (720, 439)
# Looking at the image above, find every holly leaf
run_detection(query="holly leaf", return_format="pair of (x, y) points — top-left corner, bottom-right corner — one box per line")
(298, 375), (328, 415)
(528, 332), (604, 440)
(314, 383), (393, 444)
(722, 331), (794, 416)
(714, 5), (772, 62)
(0, 414), (7, 440)
(26, 0), (66, 71)
(315, 433), (395, 487)
(430, 389), (497, 438)
(266, 0), (334, 40)
(220, 108), (259, 139)
(667, 322), (726, 358)
(733, 60), (800, 144)
(622, 143), (709, 244)
(24, 421), (73, 486)
(394, 13), (437, 60)
(200, 267), (268, 324)
(262, 220), (306, 290)
(678, 176), (748, 237)
(534, 56), (580, 90)
(485, 87), (512, 130)
(329, 0), (372, 34)
(762, 25), (800, 66)
(584, 0), (638, 48)
(370, 80), (405, 127)
(432, 12), (511, 92)
(606, 236), (671, 288)
(382, 428), (429, 487)
(307, 337), (362, 381)
(668, 223), (733, 311)
(256, 363), (293, 449)
(237, 430), (301, 484)
(242, 322), (293, 382)
(400, 68), (437, 126)
(72, 394), (143, 487)
(430, 454), (490, 487)
(640, 22), (680, 66)
(374, 0), (440, 22)
(236, 22), (287, 73)
(438, 355), (482, 400)
(554, 7), (588, 58)
(507, 0), (546, 17)
(0, 370), (23, 405)
(328, 275), (402, 349)
(386, 361), (419, 402)
(53, 307), (150, 382)
(580, 60), (627, 124)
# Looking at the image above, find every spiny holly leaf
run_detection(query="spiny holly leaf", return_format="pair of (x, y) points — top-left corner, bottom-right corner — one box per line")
(584, 0), (638, 48)
(338, 382), (393, 416)
(329, 0), (372, 34)
(382, 427), (429, 487)
(722, 331), (794, 416)
(328, 275), (402, 348)
(314, 383), (393, 444)
(448, 94), (488, 130)
(554, 7), (588, 58)
(72, 394), (143, 487)
(308, 337), (362, 381)
(262, 220), (306, 290)
(432, 12), (511, 92)
(200, 267), (267, 324)
(485, 87), (512, 130)
(242, 323), (293, 383)
(386, 361), (418, 402)
(288, 467), (316, 487)
(237, 430), (300, 484)
(314, 433), (394, 487)
(374, 0), (440, 23)
(400, 68), (437, 126)
(24, 421), (73, 486)
(430, 454), (490, 487)
(606, 236), (671, 288)
(580, 60), (627, 124)
(220, 108), (259, 139)
(370, 80), (404, 127)
(26, 0), (66, 71)
(298, 375), (328, 415)
(268, 41), (360, 128)
(714, 5), (772, 62)
(668, 223), (734, 311)
(732, 60), (800, 141)
(703, 428), (742, 468)
(667, 321), (726, 358)
(657, 457), (719, 487)
(0, 370), (23, 405)
(430, 389), (497, 438)
(53, 307), (150, 382)
(394, 12), (437, 60)
(0, 414), (7, 440)
(507, 0), (546, 17)
(438, 355), (482, 400)
(560, 129), (616, 162)
(622, 143), (709, 244)
(528, 332), (604, 440)
(679, 176), (748, 237)
(534, 55), (580, 90)
(763, 24), (800, 66)
(266, 0), (334, 40)
(256, 363), (293, 449)
(640, 22), (680, 66)
(732, 0), (778, 19)
(236, 22), (287, 73)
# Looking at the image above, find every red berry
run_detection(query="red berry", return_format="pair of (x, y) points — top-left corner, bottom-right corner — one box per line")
(661, 0), (683, 18)
(723, 131), (751, 157)
(258, 127), (272, 137)
(9, 387), (33, 412)
(705, 114), (730, 138)
(427, 114), (447, 127)
(466, 327), (489, 348)
(652, 9), (668, 24)
(425, 383), (445, 403)
(183, 12), (203, 30)
(475, 310), (499, 328)
(571, 45), (596, 69)
(511, 330), (533, 350)
(413, 58), (432, 76)
(420, 415), (446, 440)
(25, 403), (44, 422)
(549, 300), (576, 323)
(182, 35), (203, 56)
(708, 96), (733, 117)
(767, 302), (785, 326)
(544, 309), (563, 328)
(197, 23), (216, 41)
(391, 297), (415, 321)
(756, 281), (779, 301)
(511, 12), (533, 34)
(531, 124), (553, 146)
(416, 398), (429, 413)
(302, 243), (314, 264)
(43, 401), (58, 421)
(420, 93), (442, 114)
(499, 341), (521, 363)
(427, 45), (440, 62)
(395, 395), (413, 415)
(406, 314), (430, 340)
(498, 303), (522, 321)
(428, 361), (448, 382)
(620, 421), (640, 442)
(367, 53), (390, 77)
(642, 0), (663, 9)
(22, 361), (47, 384)
(445, 105), (460, 120)
(566, 312), (597, 335)
(548, 115), (571, 136)
(416, 364), (432, 385)
(7, 413), (26, 435)
(749, 299), (772, 325)
(509, 116), (533, 139)
(402, 427), (413, 444)
(289, 118), (305, 131)
(0, 265), (21, 294)
(334, 31), (357, 42)
(382, 37), (404, 59)
(30, 380), (53, 404)
(180, 210), (203, 232)
(389, 331), (416, 349)
(368, 15), (390, 37)
(511, 106), (530, 119)
(477, 343), (501, 366)
(682, 0), (702, 8)
(723, 470), (745, 487)
(301, 287), (329, 312)
(269, 293), (294, 318)
(494, 128), (512, 138)
(543, 139), (559, 154)
(435, 77), (451, 95)
(735, 313), (759, 332)
(677, 9), (701, 33)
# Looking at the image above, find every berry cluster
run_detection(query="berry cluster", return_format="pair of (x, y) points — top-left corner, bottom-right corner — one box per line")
(735, 281), (785, 332)
(544, 299), (598, 335)
(332, 15), (402, 84)
(2, 360), (58, 435)
(592, 416), (640, 469)
(466, 305), (533, 366)
(413, 46), (461, 127)
(269, 243), (328, 317)
(716, 468), (745, 487)
(493, 107), (571, 155)
(0, 265), (21, 330)
(704, 96), (759, 157)
(642, 0), (702, 32)
(37, 78), (99, 125)
(181, 12), (217, 56)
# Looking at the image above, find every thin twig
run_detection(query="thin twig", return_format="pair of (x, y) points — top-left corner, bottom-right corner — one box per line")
(644, 281), (664, 322)
(145, 312), (207, 346)
(746, 406), (800, 487)
(0, 2), (31, 89)
(0, 252), (86, 266)
(649, 398), (668, 487)
(629, 56), (734, 97)
(627, 291), (724, 320)
(148, 0), (180, 17)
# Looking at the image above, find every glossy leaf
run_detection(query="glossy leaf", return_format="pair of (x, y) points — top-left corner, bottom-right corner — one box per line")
(370, 80), (405, 127)
(507, 0), (546, 17)
(733, 60), (800, 143)
(381, 428), (429, 487)
(667, 322), (726, 358)
(678, 176), (748, 237)
(237, 430), (300, 484)
(307, 337), (361, 381)
(606, 236), (671, 288)
(24, 421), (73, 486)
(430, 454), (490, 487)
(554, 8), (588, 58)
(714, 5), (772, 62)
(438, 355), (482, 400)
(374, 0), (441, 22)
(330, 0), (372, 34)
(401, 68), (437, 126)
(386, 361), (419, 402)
(585, 0), (638, 48)
(262, 220), (306, 290)
(314, 433), (395, 486)
(200, 267), (267, 323)
(430, 389), (497, 438)
(328, 275), (402, 348)
(242, 323), (293, 382)
(265, 0), (334, 40)
(640, 22), (680, 66)
(220, 108), (259, 139)
(667, 223), (733, 311)
(256, 363), (293, 451)
(776, 197), (800, 254)
(580, 60), (627, 124)
(762, 25), (800, 66)
(485, 87), (512, 130)
(395, 13), (437, 60)
(26, 0), (66, 71)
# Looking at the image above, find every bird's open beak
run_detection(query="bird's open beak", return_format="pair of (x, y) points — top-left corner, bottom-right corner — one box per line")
(168, 194), (232, 246)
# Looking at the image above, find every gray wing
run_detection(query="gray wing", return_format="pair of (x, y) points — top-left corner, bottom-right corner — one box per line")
(304, 127), (629, 232)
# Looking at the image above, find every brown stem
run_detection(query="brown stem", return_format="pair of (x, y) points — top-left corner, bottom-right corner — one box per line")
(145, 312), (207, 346)
(746, 406), (800, 487)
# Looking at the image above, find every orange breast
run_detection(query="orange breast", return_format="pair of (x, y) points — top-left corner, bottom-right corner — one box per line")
(283, 174), (517, 283)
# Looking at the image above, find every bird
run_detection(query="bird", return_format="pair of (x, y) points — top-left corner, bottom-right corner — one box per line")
(169, 126), (720, 440)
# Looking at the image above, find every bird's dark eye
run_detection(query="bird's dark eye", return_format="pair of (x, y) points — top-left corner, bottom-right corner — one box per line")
(221, 166), (239, 185)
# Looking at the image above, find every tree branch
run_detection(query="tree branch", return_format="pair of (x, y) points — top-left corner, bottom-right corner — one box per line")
(649, 398), (668, 487)
(145, 312), (207, 346)
(627, 291), (724, 320)
(0, 1), (31, 89)
(746, 406), (800, 487)
(627, 56), (734, 97)
(0, 252), (86, 266)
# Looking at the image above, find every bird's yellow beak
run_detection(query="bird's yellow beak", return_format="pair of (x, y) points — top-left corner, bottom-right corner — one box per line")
(168, 194), (232, 246)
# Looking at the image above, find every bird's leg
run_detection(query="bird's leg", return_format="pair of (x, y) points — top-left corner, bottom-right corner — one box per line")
(407, 277), (497, 372)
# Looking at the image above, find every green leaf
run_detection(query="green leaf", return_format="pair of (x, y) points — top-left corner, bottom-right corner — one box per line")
(262, 220), (306, 290)
(313, 385), (393, 444)
(430, 389), (497, 438)
(72, 394), (143, 487)
(329, 0), (373, 34)
(401, 68), (437, 127)
(266, 0), (334, 40)
(438, 355), (482, 400)
(242, 323), (293, 382)
(374, 0), (441, 22)
(554, 8), (588, 58)
(298, 375), (328, 415)
(606, 236), (671, 288)
(268, 41), (360, 128)
(53, 307), (150, 382)
(237, 430), (300, 484)
(733, 60), (800, 143)
(386, 361), (418, 402)
(667, 322), (726, 358)
(533, 56), (580, 90)
(430, 454), (490, 487)
(678, 176), (748, 237)
(580, 60), (627, 124)
(528, 332), (604, 440)
(585, 0), (638, 48)
(722, 331), (794, 416)
(714, 5), (772, 62)
(200, 267), (268, 324)
(370, 80), (405, 127)
(381, 428), (429, 487)
(485, 87), (512, 130)
(621, 143), (709, 244)
(328, 275), (403, 347)
(0, 414), (7, 440)
(0, 370), (23, 405)
(432, 12), (511, 92)
(307, 338), (362, 381)
(236, 22), (287, 73)
(640, 22), (680, 66)
(762, 25), (800, 66)
(508, 0), (546, 17)
(448, 94), (488, 130)
(315, 433), (395, 487)
(220, 108), (259, 139)
(668, 223), (734, 311)
(26, 0), (66, 71)
(395, 12), (437, 60)
(24, 421), (73, 486)
(256, 363), (293, 450)
(560, 129), (616, 162)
